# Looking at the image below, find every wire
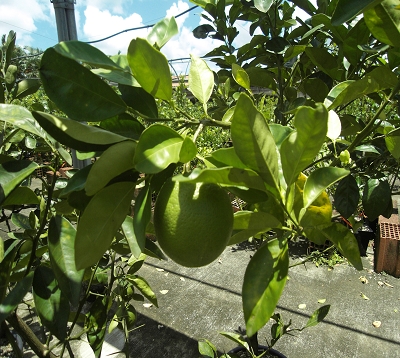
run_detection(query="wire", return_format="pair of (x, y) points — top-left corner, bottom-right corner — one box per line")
(10, 5), (200, 60)
(86, 5), (199, 44)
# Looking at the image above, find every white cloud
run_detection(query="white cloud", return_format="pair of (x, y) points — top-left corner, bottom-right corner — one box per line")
(166, 0), (189, 29)
(82, 6), (148, 55)
(0, 0), (53, 47)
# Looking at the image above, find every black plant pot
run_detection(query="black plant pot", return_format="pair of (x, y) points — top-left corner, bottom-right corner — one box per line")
(228, 345), (286, 358)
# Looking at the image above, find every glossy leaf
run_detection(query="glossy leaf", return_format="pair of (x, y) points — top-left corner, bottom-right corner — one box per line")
(198, 340), (217, 357)
(2, 187), (39, 206)
(232, 64), (250, 90)
(331, 0), (379, 25)
(364, 0), (400, 47)
(219, 332), (250, 351)
(132, 182), (152, 258)
(75, 182), (136, 270)
(54, 41), (124, 70)
(48, 216), (84, 306)
(313, 222), (363, 270)
(243, 238), (289, 337)
(343, 18), (370, 66)
(85, 141), (136, 196)
(99, 115), (145, 140)
(385, 126), (400, 159)
(5, 65), (17, 91)
(32, 112), (128, 152)
(334, 175), (360, 218)
(173, 167), (267, 192)
(304, 305), (331, 329)
(254, 0), (273, 12)
(87, 297), (108, 358)
(127, 38), (172, 101)
(33, 265), (69, 340)
(60, 165), (92, 197)
(127, 275), (158, 307)
(325, 67), (398, 110)
(303, 167), (349, 209)
(305, 48), (341, 81)
(147, 16), (179, 48)
(189, 55), (214, 106)
(40, 48), (127, 121)
(0, 104), (50, 142)
(134, 124), (196, 174)
(362, 178), (392, 220)
(231, 94), (279, 194)
(15, 79), (41, 100)
(229, 211), (282, 245)
(280, 104), (328, 187)
(246, 67), (277, 91)
(119, 84), (158, 118)
(0, 271), (33, 323)
(0, 160), (38, 205)
(304, 78), (329, 102)
(207, 147), (247, 168)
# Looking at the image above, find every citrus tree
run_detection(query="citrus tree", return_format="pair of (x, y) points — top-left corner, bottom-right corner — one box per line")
(1, 0), (400, 356)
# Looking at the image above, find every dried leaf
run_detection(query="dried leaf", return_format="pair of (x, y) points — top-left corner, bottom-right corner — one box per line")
(156, 268), (165, 272)
(318, 299), (326, 304)
(360, 292), (370, 300)
(143, 303), (153, 308)
(384, 282), (394, 288)
(372, 321), (381, 328)
(359, 276), (369, 284)
(298, 303), (307, 309)
(160, 290), (169, 295)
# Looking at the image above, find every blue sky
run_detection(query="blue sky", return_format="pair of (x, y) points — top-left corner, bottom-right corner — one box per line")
(0, 0), (308, 74)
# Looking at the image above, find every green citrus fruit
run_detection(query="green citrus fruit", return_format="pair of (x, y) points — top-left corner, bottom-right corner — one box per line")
(153, 179), (234, 267)
(339, 150), (351, 164)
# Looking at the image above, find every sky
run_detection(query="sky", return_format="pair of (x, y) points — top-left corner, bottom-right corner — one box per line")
(0, 0), (308, 74)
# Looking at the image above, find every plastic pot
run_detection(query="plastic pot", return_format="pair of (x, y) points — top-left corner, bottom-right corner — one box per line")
(228, 345), (286, 358)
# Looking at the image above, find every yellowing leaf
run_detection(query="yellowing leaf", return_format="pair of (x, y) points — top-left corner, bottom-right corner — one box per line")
(360, 292), (370, 300)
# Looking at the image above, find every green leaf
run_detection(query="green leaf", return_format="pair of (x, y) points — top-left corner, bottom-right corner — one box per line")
(33, 265), (69, 340)
(314, 222), (363, 270)
(14, 79), (41, 100)
(385, 126), (400, 159)
(147, 16), (179, 48)
(132, 182), (152, 257)
(207, 147), (247, 169)
(127, 38), (172, 101)
(243, 238), (289, 337)
(85, 141), (136, 196)
(11, 213), (32, 230)
(231, 94), (279, 195)
(303, 167), (349, 209)
(280, 104), (328, 187)
(189, 55), (214, 106)
(246, 67), (277, 91)
(53, 40), (124, 70)
(232, 64), (250, 90)
(119, 84), (158, 118)
(0, 271), (33, 323)
(25, 135), (37, 149)
(87, 297), (108, 358)
(134, 124), (196, 174)
(32, 111), (128, 152)
(343, 18), (371, 66)
(198, 339), (217, 358)
(362, 178), (392, 220)
(174, 167), (267, 192)
(0, 160), (38, 205)
(2, 187), (39, 206)
(305, 48), (342, 81)
(334, 175), (360, 218)
(229, 211), (282, 245)
(331, 0), (380, 25)
(99, 114), (145, 141)
(304, 78), (329, 102)
(0, 240), (3, 264)
(364, 0), (400, 47)
(60, 165), (92, 197)
(254, 0), (273, 12)
(0, 104), (50, 142)
(128, 275), (158, 307)
(75, 182), (136, 270)
(324, 66), (398, 110)
(48, 216), (84, 306)
(40, 48), (127, 121)
(304, 305), (331, 329)
(219, 331), (250, 351)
